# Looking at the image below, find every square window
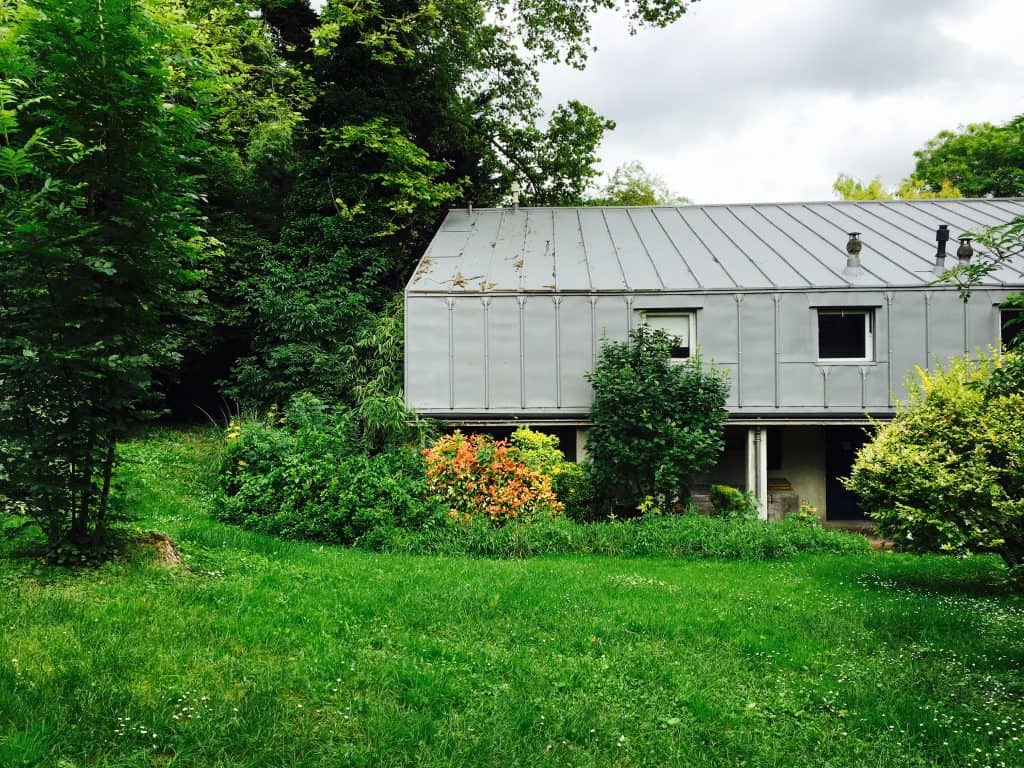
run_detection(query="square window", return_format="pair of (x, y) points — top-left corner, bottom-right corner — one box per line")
(1001, 308), (1023, 349)
(642, 312), (694, 360)
(818, 309), (873, 361)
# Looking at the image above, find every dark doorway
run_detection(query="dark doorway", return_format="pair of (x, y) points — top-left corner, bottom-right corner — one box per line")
(825, 426), (869, 520)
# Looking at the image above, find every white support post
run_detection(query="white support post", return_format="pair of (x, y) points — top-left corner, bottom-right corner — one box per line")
(746, 427), (769, 521)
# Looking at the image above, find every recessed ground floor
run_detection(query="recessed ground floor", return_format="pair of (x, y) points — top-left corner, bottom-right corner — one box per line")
(450, 421), (876, 523)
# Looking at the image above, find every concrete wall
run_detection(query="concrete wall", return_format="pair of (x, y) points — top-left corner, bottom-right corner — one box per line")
(406, 287), (1015, 418)
(768, 427), (826, 516)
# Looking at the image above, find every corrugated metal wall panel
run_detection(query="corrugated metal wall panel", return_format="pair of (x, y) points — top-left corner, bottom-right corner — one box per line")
(522, 296), (559, 407)
(559, 295), (597, 409)
(737, 294), (775, 406)
(451, 298), (486, 409)
(487, 297), (522, 409)
(405, 297), (450, 408)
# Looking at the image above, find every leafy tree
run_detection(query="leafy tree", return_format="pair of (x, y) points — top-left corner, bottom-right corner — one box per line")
(832, 172), (961, 201)
(589, 160), (690, 205)
(847, 353), (1024, 586)
(832, 173), (892, 200)
(222, 0), (697, 408)
(0, 0), (204, 559)
(585, 327), (729, 514)
(911, 116), (1024, 198)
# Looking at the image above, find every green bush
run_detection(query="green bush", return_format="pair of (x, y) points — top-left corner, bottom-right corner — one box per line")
(217, 396), (442, 544)
(585, 326), (730, 514)
(359, 513), (871, 560)
(509, 427), (596, 521)
(847, 352), (1024, 584)
(552, 461), (598, 522)
(708, 484), (758, 520)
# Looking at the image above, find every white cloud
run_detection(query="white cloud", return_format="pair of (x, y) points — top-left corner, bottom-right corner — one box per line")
(539, 0), (1024, 203)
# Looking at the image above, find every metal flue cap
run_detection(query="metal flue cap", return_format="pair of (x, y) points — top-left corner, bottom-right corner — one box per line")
(957, 237), (973, 265)
(846, 232), (862, 256)
(936, 224), (949, 243)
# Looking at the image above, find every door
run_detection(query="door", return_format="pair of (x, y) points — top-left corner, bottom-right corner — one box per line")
(825, 426), (869, 521)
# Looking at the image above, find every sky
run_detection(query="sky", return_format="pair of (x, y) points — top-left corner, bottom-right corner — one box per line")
(538, 0), (1024, 204)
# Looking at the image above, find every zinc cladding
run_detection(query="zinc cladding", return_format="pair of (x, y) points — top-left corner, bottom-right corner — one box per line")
(407, 199), (1024, 294)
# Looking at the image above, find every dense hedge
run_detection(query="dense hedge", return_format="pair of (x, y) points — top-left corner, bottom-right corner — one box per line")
(358, 514), (871, 560)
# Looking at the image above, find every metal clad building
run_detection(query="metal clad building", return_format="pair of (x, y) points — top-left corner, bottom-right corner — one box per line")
(405, 199), (1024, 521)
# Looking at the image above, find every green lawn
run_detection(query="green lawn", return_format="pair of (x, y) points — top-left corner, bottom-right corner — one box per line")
(1, 430), (1023, 767)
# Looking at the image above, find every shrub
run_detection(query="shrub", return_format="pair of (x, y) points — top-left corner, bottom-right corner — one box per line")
(585, 326), (730, 514)
(552, 461), (598, 522)
(360, 513), (871, 560)
(847, 352), (1024, 585)
(510, 427), (596, 521)
(708, 484), (758, 520)
(217, 396), (442, 544)
(422, 431), (562, 524)
(510, 427), (565, 477)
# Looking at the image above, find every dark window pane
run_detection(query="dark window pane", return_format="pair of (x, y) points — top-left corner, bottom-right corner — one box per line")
(818, 312), (867, 359)
(1001, 309), (1023, 349)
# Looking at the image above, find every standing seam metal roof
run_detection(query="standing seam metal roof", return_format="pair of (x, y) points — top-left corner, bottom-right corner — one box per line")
(407, 198), (1024, 293)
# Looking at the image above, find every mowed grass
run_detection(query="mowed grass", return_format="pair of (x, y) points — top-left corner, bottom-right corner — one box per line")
(1, 431), (1023, 767)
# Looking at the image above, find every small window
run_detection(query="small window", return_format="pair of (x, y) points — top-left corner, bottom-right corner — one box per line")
(642, 312), (694, 360)
(1001, 308), (1023, 349)
(818, 309), (873, 361)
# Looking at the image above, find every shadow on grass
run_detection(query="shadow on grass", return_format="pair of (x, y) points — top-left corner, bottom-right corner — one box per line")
(846, 552), (1019, 599)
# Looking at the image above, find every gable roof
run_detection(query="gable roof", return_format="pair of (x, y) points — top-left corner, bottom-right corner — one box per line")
(406, 198), (1024, 293)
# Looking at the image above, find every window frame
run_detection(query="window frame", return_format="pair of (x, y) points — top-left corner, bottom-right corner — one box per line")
(816, 308), (874, 363)
(640, 311), (696, 362)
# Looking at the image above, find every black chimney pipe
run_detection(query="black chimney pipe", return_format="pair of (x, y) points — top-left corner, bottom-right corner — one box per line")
(935, 224), (949, 268)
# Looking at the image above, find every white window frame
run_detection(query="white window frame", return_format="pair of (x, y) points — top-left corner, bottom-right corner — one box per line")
(640, 311), (696, 361)
(816, 308), (874, 363)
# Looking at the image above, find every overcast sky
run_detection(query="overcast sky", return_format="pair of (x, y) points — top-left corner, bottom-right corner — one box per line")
(538, 0), (1024, 204)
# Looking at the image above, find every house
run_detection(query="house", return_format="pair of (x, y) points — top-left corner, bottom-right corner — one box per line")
(404, 199), (1024, 522)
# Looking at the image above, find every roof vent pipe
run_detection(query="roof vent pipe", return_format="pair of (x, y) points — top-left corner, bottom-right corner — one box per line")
(845, 232), (862, 268)
(957, 237), (974, 266)
(935, 224), (949, 268)
(468, 202), (473, 215)
(511, 181), (521, 213)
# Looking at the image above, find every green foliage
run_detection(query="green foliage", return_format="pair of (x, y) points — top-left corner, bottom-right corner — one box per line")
(585, 326), (730, 513)
(911, 115), (1024, 198)
(366, 511), (870, 560)
(832, 172), (962, 201)
(217, 399), (441, 544)
(510, 426), (566, 476)
(589, 160), (690, 205)
(847, 352), (1024, 584)
(510, 427), (596, 521)
(708, 484), (758, 520)
(0, 0), (204, 558)
(551, 461), (597, 522)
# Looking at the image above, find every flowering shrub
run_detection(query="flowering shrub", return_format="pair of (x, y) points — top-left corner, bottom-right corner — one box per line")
(423, 431), (563, 524)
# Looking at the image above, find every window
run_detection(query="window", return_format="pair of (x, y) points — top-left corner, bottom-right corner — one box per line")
(1001, 308), (1023, 349)
(817, 308), (873, 361)
(642, 312), (694, 360)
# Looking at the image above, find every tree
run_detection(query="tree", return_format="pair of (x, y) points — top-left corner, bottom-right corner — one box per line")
(911, 116), (1024, 198)
(832, 172), (962, 201)
(589, 160), (690, 206)
(585, 327), (729, 514)
(847, 353), (1024, 586)
(0, 0), (204, 559)
(222, 0), (697, 408)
